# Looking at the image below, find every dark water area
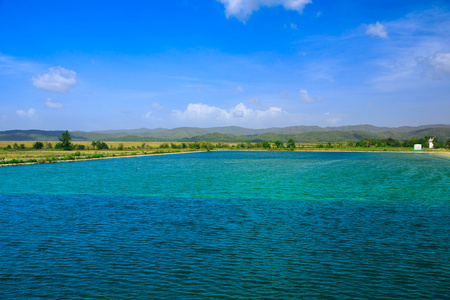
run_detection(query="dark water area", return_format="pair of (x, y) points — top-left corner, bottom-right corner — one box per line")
(1, 151), (449, 299)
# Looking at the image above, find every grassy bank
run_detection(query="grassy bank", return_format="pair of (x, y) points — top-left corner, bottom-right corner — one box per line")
(0, 147), (191, 167)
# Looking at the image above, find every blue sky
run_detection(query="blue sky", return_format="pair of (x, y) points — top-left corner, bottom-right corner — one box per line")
(1, 0), (449, 130)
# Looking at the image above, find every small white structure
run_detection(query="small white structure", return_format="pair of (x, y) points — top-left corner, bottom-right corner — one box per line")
(429, 137), (434, 149)
(414, 144), (423, 151)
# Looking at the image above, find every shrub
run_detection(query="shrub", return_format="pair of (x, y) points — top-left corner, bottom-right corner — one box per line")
(92, 141), (108, 150)
(262, 141), (270, 149)
(32, 141), (44, 149)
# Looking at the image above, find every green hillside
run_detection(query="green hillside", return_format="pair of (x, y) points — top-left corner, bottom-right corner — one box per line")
(1, 125), (449, 142)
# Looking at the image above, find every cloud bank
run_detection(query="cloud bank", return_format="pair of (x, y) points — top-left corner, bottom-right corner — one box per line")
(169, 102), (338, 128)
(171, 103), (284, 126)
(217, 0), (311, 21)
(32, 66), (77, 93)
(369, 9), (450, 91)
(417, 52), (450, 79)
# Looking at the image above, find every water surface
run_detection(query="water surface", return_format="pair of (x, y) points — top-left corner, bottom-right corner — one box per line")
(1, 151), (449, 299)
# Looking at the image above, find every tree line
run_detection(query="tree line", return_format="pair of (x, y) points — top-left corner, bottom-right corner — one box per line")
(2, 131), (450, 151)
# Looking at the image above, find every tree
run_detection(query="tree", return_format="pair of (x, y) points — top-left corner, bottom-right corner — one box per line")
(98, 142), (108, 150)
(201, 142), (214, 150)
(287, 138), (296, 149)
(445, 138), (450, 149)
(58, 130), (72, 150)
(92, 141), (108, 150)
(118, 143), (124, 150)
(385, 138), (401, 147)
(355, 141), (366, 147)
(32, 141), (44, 149)
(189, 142), (201, 149)
(274, 140), (284, 148)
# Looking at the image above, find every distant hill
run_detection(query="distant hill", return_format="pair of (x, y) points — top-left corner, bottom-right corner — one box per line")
(0, 130), (86, 141)
(1, 125), (449, 142)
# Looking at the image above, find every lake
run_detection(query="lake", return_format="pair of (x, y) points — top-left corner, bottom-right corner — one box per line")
(1, 151), (449, 299)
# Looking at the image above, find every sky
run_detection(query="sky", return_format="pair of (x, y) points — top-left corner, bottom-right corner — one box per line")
(0, 0), (449, 131)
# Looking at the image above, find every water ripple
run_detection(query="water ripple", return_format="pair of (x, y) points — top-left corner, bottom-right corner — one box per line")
(1, 151), (449, 299)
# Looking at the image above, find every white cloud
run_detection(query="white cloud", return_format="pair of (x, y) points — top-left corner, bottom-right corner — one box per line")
(299, 89), (323, 103)
(290, 23), (298, 30)
(152, 102), (164, 111)
(0, 53), (43, 75)
(417, 52), (450, 79)
(171, 103), (285, 126)
(366, 21), (388, 39)
(169, 102), (342, 127)
(16, 108), (37, 119)
(217, 0), (311, 21)
(235, 86), (245, 93)
(369, 9), (450, 91)
(143, 111), (153, 120)
(32, 66), (77, 93)
(44, 98), (64, 109)
(233, 109), (245, 117)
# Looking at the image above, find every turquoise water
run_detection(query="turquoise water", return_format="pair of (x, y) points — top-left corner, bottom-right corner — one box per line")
(1, 151), (449, 299)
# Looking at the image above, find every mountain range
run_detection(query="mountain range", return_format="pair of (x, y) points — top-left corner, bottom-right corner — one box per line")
(1, 124), (449, 143)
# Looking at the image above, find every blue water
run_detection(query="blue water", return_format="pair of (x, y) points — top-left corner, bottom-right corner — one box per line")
(1, 151), (449, 299)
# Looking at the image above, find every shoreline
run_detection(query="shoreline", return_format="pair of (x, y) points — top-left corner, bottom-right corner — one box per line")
(1, 148), (449, 167)
(0, 150), (204, 167)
